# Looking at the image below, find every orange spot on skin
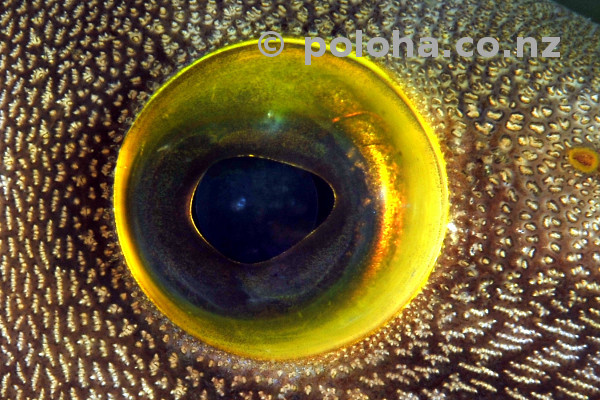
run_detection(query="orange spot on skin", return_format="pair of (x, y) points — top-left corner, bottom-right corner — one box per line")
(568, 147), (600, 173)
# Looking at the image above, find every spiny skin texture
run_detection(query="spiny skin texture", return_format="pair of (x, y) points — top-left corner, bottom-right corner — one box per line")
(1, 0), (600, 398)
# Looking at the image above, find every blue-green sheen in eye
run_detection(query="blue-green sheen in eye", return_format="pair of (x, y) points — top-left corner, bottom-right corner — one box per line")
(192, 157), (334, 264)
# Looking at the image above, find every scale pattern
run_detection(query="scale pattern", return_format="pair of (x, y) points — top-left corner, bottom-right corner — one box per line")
(1, 0), (600, 398)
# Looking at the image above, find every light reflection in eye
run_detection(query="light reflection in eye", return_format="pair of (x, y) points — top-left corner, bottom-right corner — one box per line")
(113, 39), (449, 360)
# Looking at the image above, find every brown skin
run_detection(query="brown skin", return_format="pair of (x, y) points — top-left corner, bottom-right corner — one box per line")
(1, 0), (600, 398)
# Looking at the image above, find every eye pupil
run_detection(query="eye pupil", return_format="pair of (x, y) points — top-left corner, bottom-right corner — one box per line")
(192, 156), (334, 264)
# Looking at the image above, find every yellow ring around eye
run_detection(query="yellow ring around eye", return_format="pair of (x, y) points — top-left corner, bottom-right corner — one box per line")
(114, 39), (449, 360)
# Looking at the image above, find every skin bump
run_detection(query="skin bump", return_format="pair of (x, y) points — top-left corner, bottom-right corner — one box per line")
(0, 0), (600, 399)
(568, 147), (600, 173)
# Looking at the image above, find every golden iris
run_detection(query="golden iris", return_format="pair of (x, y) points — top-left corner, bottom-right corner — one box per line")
(114, 39), (448, 360)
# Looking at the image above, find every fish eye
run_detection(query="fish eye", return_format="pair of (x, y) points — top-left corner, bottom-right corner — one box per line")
(114, 39), (448, 360)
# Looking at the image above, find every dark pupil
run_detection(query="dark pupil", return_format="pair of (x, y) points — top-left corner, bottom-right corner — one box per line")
(192, 157), (334, 263)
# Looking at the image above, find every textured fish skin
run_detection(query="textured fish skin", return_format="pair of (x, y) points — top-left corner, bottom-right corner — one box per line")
(1, 0), (600, 399)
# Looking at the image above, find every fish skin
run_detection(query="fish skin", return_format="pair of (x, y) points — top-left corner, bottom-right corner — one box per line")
(1, 0), (600, 399)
